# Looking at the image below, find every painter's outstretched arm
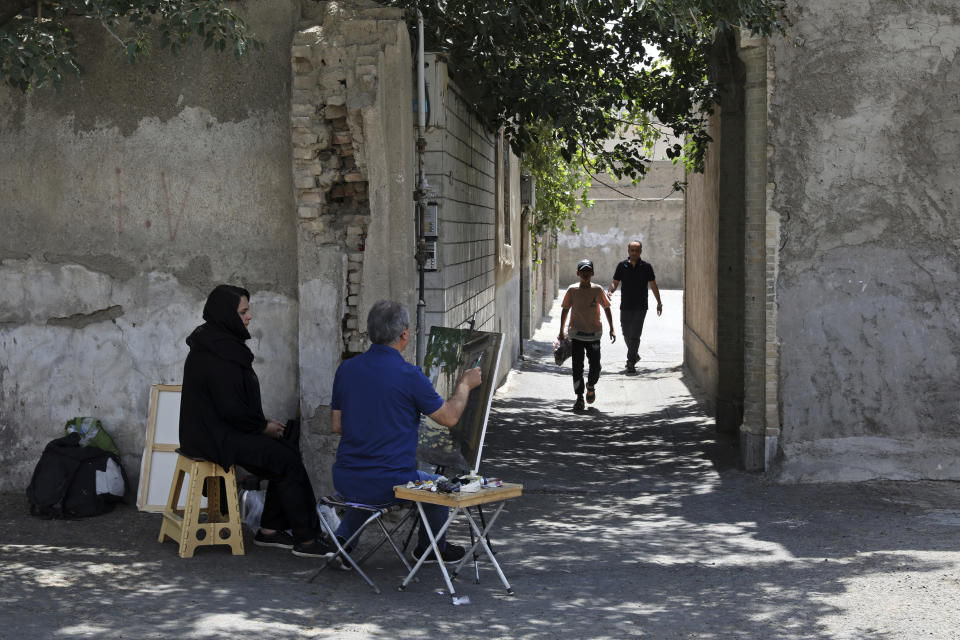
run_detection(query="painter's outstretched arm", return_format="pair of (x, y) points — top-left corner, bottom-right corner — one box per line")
(428, 367), (482, 427)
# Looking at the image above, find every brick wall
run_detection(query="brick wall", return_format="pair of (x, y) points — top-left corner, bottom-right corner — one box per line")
(421, 55), (499, 336)
(740, 33), (777, 470)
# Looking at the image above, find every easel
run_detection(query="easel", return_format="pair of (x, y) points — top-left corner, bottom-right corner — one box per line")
(411, 318), (503, 582)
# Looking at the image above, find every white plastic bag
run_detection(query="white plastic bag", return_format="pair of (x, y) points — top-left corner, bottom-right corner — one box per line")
(239, 489), (265, 532)
(317, 501), (341, 531)
(241, 489), (342, 534)
(95, 458), (126, 498)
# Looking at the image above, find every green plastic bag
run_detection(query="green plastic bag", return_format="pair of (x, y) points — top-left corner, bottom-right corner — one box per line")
(64, 417), (120, 457)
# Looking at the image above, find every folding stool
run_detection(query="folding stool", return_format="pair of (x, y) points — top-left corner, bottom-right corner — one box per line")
(308, 495), (418, 594)
(157, 449), (244, 558)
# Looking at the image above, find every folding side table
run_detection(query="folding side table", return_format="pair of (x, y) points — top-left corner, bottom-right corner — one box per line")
(394, 482), (523, 604)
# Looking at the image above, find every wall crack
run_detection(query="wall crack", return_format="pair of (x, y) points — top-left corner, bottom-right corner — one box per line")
(46, 305), (124, 328)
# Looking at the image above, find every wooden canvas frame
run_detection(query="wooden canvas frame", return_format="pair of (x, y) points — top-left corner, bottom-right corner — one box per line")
(137, 384), (184, 512)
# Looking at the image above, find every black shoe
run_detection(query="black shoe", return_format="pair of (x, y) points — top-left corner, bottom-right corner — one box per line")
(253, 529), (295, 549)
(625, 364), (637, 373)
(292, 537), (336, 559)
(414, 542), (466, 564)
(573, 395), (585, 410)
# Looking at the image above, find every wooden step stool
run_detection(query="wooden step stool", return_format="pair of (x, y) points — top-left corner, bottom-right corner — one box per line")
(158, 449), (245, 558)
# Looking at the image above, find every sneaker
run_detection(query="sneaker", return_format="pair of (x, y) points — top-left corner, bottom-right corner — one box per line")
(253, 529), (295, 549)
(413, 542), (466, 564)
(585, 385), (596, 404)
(292, 537), (336, 559)
(573, 395), (585, 410)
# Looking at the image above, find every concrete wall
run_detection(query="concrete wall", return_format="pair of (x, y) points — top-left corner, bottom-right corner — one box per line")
(684, 111), (722, 420)
(421, 55), (523, 384)
(288, 1), (417, 494)
(683, 32), (752, 444)
(770, 0), (960, 481)
(558, 160), (684, 288)
(521, 220), (560, 341)
(421, 55), (496, 334)
(493, 135), (523, 376)
(0, 3), (303, 493)
(0, 0), (563, 497)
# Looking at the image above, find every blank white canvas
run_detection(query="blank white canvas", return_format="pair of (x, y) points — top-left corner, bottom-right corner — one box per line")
(137, 386), (205, 511)
(154, 391), (181, 444)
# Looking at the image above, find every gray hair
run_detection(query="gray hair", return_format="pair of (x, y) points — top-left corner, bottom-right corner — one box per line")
(367, 300), (410, 345)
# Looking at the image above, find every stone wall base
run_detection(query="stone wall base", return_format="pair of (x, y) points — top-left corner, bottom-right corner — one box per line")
(740, 429), (765, 472)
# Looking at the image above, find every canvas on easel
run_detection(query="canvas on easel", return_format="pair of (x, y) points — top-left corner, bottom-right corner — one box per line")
(418, 327), (503, 474)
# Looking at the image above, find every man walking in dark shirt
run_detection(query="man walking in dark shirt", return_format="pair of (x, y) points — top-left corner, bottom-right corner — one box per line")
(609, 240), (662, 373)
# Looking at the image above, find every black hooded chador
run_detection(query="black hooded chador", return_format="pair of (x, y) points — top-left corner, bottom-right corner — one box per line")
(179, 285), (266, 469)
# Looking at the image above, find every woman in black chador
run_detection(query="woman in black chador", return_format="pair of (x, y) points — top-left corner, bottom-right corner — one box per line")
(179, 284), (334, 558)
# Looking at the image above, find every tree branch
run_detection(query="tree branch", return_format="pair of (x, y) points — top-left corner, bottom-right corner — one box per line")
(97, 17), (126, 50)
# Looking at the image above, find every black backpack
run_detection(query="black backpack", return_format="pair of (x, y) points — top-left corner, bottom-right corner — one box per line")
(26, 432), (127, 518)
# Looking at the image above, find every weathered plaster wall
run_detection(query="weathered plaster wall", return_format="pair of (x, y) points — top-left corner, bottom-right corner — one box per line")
(493, 141), (523, 378)
(494, 271), (521, 378)
(289, 1), (416, 495)
(520, 209), (557, 341)
(540, 236), (560, 322)
(684, 111), (722, 419)
(770, 0), (960, 481)
(558, 160), (684, 288)
(522, 226), (560, 341)
(0, 3), (303, 492)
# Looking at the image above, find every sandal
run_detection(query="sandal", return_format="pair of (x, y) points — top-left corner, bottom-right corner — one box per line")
(586, 386), (596, 404)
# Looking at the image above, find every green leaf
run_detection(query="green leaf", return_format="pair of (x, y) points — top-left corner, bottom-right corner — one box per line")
(0, 0), (263, 91)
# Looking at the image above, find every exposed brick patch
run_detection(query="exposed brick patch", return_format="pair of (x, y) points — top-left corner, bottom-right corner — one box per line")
(290, 8), (400, 357)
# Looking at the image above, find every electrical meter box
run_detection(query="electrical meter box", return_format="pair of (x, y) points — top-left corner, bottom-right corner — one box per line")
(422, 240), (438, 271)
(423, 202), (439, 237)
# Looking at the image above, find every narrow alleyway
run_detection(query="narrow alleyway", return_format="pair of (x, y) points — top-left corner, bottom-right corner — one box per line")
(2, 290), (960, 639)
(483, 288), (731, 497)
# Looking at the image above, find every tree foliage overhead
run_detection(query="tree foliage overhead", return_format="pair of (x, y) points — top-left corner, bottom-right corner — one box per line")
(385, 0), (784, 239)
(0, 0), (259, 92)
(387, 0), (784, 178)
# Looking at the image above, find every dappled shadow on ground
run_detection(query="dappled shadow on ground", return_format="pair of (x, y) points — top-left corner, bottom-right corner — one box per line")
(0, 509), (343, 639)
(3, 497), (944, 640)
(481, 394), (737, 495)
(3, 332), (960, 638)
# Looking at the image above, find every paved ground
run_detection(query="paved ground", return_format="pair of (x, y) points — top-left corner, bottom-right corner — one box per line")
(2, 289), (960, 639)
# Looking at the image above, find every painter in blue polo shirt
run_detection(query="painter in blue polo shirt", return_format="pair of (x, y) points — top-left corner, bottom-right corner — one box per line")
(330, 299), (482, 564)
